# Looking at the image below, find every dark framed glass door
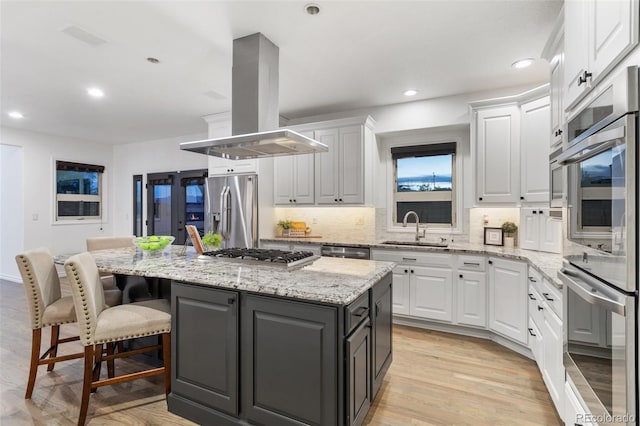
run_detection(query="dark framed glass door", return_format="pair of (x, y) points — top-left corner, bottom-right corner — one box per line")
(146, 169), (207, 244)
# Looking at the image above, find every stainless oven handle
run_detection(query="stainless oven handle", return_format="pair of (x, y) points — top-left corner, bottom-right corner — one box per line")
(558, 269), (626, 316)
(557, 125), (625, 165)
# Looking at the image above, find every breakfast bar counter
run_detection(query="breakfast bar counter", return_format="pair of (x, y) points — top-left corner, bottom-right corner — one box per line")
(56, 246), (394, 426)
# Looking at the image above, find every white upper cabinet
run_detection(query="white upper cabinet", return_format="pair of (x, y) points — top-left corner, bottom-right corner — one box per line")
(564, 0), (639, 109)
(274, 131), (315, 205)
(315, 126), (364, 204)
(520, 97), (550, 203)
(474, 105), (521, 204)
(548, 34), (564, 148)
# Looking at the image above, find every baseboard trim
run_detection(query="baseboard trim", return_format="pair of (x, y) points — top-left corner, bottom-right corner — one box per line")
(0, 273), (21, 283)
(392, 316), (534, 360)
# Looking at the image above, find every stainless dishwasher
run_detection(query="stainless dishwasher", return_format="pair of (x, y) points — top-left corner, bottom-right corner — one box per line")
(320, 245), (370, 260)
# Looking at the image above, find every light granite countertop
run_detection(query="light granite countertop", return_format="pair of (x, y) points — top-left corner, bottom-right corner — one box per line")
(261, 237), (564, 288)
(55, 246), (395, 306)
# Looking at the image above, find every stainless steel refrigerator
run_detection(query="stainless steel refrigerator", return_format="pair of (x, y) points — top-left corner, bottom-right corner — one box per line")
(205, 174), (258, 249)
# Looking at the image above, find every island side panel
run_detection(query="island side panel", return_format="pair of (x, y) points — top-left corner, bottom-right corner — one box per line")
(242, 294), (338, 426)
(371, 272), (393, 398)
(170, 282), (239, 416)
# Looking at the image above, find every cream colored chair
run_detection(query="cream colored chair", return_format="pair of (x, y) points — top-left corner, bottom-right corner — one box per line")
(15, 248), (83, 399)
(86, 236), (151, 304)
(64, 251), (171, 426)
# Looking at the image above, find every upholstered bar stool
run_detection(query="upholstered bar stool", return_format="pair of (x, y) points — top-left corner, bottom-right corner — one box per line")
(15, 248), (83, 399)
(64, 252), (171, 426)
(86, 236), (151, 304)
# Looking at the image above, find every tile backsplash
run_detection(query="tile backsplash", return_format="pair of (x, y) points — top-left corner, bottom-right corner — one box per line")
(272, 207), (376, 241)
(468, 207), (520, 244)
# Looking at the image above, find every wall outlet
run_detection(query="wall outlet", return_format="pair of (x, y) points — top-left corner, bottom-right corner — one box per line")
(312, 217), (318, 224)
(355, 216), (364, 226)
(32, 213), (38, 221)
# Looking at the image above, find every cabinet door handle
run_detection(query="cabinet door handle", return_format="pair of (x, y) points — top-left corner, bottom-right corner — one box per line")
(354, 306), (369, 317)
(228, 297), (235, 304)
(577, 70), (592, 86)
(528, 277), (537, 282)
(463, 262), (480, 267)
(538, 305), (544, 311)
(542, 292), (554, 302)
(402, 257), (417, 262)
(528, 293), (536, 300)
(528, 328), (536, 337)
(533, 210), (537, 214)
(375, 301), (381, 317)
(557, 129), (563, 135)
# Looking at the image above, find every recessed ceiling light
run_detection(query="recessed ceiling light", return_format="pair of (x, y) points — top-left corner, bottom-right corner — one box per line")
(87, 87), (104, 98)
(8, 111), (24, 119)
(305, 3), (320, 15)
(404, 89), (418, 97)
(512, 58), (534, 69)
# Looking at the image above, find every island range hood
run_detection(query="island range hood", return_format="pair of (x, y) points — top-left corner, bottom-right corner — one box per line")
(180, 33), (328, 160)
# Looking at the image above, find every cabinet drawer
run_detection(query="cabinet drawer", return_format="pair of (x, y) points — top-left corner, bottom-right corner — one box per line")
(345, 291), (370, 336)
(528, 285), (544, 330)
(527, 267), (543, 294)
(456, 255), (485, 271)
(371, 249), (451, 267)
(541, 278), (562, 320)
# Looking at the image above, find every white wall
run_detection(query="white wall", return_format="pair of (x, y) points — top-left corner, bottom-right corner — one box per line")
(0, 127), (114, 255)
(0, 144), (24, 281)
(111, 132), (208, 236)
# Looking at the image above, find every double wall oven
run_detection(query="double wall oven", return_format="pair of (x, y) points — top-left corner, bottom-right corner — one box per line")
(558, 66), (638, 425)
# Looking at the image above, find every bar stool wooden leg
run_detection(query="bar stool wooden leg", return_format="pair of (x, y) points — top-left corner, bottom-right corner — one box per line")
(78, 345), (94, 426)
(25, 328), (42, 399)
(106, 342), (115, 378)
(47, 325), (60, 372)
(162, 333), (171, 396)
(91, 344), (103, 393)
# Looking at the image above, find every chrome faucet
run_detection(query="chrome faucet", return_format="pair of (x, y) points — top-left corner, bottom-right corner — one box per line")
(402, 211), (426, 241)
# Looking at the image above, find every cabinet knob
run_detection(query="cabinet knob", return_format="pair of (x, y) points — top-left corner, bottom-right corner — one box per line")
(537, 305), (544, 311)
(554, 130), (558, 137)
(459, 274), (463, 278)
(410, 270), (414, 274)
(228, 298), (235, 304)
(289, 199), (292, 203)
(520, 196), (524, 200)
(558, 129), (563, 135)
(539, 210), (543, 214)
(339, 198), (343, 202)
(293, 199), (297, 203)
(404, 269), (408, 273)
(533, 210), (537, 214)
(488, 260), (493, 265)
(577, 70), (593, 86)
(479, 197), (483, 201)
(334, 198), (338, 202)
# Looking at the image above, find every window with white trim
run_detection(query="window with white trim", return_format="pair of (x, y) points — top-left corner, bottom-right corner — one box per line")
(55, 161), (103, 220)
(392, 142), (456, 227)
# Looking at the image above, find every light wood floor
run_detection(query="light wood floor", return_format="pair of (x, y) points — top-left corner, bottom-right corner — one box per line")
(1, 279), (561, 425)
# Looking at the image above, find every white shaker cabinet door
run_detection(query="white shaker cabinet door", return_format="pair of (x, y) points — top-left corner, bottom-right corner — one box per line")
(391, 266), (411, 316)
(488, 257), (528, 344)
(564, 0), (590, 108)
(475, 105), (520, 204)
(273, 156), (295, 205)
(541, 306), (564, 413)
(314, 128), (340, 204)
(339, 126), (364, 204)
(520, 208), (541, 251)
(456, 270), (487, 328)
(410, 266), (453, 322)
(520, 97), (550, 203)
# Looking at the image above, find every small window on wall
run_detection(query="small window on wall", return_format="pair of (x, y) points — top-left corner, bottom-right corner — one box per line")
(392, 142), (456, 227)
(55, 161), (104, 221)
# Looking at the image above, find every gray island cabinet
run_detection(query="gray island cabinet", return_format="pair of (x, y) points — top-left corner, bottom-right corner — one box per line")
(168, 272), (392, 426)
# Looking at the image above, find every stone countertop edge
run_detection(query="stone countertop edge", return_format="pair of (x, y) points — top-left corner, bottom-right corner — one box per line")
(262, 238), (564, 289)
(55, 248), (396, 306)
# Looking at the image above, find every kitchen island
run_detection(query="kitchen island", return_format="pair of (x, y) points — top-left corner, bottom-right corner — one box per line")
(58, 247), (394, 426)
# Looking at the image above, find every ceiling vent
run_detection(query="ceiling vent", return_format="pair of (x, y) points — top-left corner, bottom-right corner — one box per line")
(60, 25), (107, 46)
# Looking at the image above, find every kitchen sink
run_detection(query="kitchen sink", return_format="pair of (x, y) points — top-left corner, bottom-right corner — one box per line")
(381, 240), (448, 248)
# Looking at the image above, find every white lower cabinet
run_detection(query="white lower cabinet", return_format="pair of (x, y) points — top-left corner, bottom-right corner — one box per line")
(541, 304), (563, 412)
(410, 266), (453, 322)
(528, 317), (543, 367)
(391, 265), (411, 315)
(564, 380), (596, 426)
(456, 270), (487, 327)
(488, 257), (528, 344)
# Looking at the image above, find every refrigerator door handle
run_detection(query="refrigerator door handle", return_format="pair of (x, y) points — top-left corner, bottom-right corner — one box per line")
(220, 186), (231, 239)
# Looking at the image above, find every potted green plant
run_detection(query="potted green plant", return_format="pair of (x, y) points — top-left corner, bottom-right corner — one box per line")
(202, 232), (223, 251)
(277, 220), (293, 237)
(502, 221), (518, 248)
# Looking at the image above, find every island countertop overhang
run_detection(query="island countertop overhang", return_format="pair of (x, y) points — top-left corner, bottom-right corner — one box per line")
(55, 246), (395, 306)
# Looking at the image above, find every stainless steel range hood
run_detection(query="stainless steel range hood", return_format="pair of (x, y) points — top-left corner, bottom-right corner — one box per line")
(180, 33), (328, 160)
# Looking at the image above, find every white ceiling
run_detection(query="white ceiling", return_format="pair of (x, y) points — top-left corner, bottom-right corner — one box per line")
(1, 1), (562, 145)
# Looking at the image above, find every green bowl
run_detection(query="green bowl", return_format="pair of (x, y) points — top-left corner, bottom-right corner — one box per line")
(133, 236), (175, 252)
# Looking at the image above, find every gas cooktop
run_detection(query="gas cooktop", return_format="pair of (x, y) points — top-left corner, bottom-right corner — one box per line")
(198, 248), (318, 269)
